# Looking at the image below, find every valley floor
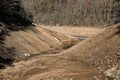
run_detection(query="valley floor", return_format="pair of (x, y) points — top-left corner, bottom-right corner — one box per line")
(1, 25), (110, 80)
(43, 25), (101, 40)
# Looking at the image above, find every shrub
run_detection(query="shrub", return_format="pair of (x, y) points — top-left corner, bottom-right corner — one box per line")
(0, 0), (33, 26)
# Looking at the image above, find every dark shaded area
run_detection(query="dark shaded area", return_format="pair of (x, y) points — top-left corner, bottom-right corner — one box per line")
(0, 57), (14, 69)
(111, 1), (120, 24)
(115, 0), (120, 2)
(0, 0), (33, 30)
(0, 24), (15, 69)
(73, 35), (88, 41)
(0, 45), (15, 69)
(0, 0), (33, 69)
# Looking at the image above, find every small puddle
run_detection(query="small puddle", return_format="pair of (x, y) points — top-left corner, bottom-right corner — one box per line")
(73, 35), (88, 41)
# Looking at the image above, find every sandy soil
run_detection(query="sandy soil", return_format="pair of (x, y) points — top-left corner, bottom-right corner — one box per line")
(1, 24), (120, 80)
(4, 25), (78, 60)
(43, 25), (101, 37)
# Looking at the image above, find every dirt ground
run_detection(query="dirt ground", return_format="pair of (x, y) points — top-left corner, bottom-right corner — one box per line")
(1, 24), (120, 80)
(43, 25), (101, 37)
(3, 25), (79, 60)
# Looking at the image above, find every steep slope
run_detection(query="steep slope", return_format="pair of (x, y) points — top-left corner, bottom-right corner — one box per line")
(60, 23), (120, 69)
(0, 23), (16, 68)
(59, 23), (120, 79)
(0, 0), (33, 68)
(4, 25), (78, 60)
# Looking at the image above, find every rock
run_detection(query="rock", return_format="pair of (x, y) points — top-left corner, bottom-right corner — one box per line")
(24, 53), (30, 57)
(104, 65), (120, 79)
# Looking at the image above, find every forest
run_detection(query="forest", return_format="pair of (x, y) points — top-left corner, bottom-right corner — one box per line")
(22, 0), (120, 26)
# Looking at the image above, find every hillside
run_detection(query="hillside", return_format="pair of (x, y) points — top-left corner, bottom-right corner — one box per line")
(0, 0), (33, 68)
(0, 0), (120, 80)
(60, 23), (120, 78)
(0, 0), (79, 68)
(0, 24), (120, 80)
(0, 24), (79, 68)
(5, 25), (79, 59)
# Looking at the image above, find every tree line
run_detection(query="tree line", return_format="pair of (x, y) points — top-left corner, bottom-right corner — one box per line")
(22, 0), (120, 26)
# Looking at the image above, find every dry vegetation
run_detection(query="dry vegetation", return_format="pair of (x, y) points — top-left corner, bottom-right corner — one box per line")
(22, 0), (120, 26)
(0, 0), (33, 26)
